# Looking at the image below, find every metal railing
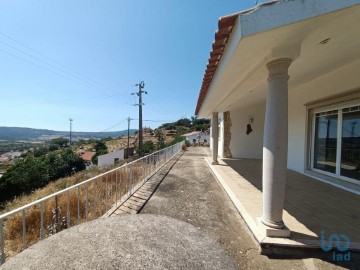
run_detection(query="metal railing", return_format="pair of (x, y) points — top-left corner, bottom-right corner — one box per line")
(0, 141), (184, 265)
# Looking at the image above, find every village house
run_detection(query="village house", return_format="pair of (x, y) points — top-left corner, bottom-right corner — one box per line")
(77, 149), (95, 166)
(97, 147), (134, 167)
(196, 0), (360, 248)
(183, 131), (209, 145)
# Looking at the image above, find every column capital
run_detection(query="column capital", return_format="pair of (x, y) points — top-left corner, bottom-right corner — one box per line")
(266, 58), (292, 78)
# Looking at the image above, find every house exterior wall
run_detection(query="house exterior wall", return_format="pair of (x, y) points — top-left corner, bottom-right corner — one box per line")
(98, 149), (125, 167)
(223, 57), (360, 178)
(185, 133), (210, 144)
(228, 103), (265, 159)
(220, 58), (360, 180)
(288, 57), (360, 173)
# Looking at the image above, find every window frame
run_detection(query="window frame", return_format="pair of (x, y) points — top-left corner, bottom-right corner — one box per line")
(309, 99), (360, 185)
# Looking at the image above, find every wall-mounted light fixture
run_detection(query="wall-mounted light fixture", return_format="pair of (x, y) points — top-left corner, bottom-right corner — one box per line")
(246, 116), (254, 135)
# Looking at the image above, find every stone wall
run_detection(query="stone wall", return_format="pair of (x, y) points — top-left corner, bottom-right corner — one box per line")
(223, 111), (232, 158)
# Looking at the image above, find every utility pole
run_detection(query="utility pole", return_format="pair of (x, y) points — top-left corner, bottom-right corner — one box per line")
(127, 116), (130, 158)
(69, 118), (73, 146)
(132, 81), (147, 157)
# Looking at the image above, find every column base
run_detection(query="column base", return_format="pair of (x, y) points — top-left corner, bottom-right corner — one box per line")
(256, 217), (290, 238)
(211, 160), (219, 165)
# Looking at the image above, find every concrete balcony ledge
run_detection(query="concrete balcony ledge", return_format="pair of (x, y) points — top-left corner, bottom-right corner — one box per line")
(204, 157), (360, 252)
(0, 214), (236, 270)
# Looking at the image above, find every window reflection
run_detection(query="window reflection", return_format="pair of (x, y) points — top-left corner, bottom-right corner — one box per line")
(341, 110), (360, 180)
(313, 112), (338, 173)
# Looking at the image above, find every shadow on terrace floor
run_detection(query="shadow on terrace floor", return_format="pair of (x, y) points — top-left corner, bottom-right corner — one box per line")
(222, 158), (360, 243)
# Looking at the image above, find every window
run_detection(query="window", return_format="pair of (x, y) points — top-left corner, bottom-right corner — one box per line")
(313, 110), (338, 174)
(311, 104), (360, 182)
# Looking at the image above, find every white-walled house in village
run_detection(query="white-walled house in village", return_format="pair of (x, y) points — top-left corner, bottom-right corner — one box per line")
(196, 0), (360, 237)
(97, 147), (134, 167)
(98, 149), (125, 167)
(183, 131), (210, 145)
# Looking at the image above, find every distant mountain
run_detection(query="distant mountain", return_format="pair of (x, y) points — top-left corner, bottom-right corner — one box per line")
(0, 127), (137, 141)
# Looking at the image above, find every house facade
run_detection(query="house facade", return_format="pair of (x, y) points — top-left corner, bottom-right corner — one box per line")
(98, 149), (125, 167)
(183, 131), (210, 145)
(196, 0), (360, 236)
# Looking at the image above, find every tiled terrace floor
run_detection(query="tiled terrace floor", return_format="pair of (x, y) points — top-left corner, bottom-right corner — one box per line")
(205, 156), (360, 249)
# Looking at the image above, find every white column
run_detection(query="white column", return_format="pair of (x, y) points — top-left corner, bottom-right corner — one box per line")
(211, 112), (219, 165)
(261, 58), (291, 229)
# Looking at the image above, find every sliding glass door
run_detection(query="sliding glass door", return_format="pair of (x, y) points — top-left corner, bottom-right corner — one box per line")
(312, 105), (360, 182)
(313, 111), (338, 174)
(341, 108), (360, 180)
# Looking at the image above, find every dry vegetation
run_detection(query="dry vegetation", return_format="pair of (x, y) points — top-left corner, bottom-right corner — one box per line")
(1, 158), (156, 260)
(105, 136), (137, 152)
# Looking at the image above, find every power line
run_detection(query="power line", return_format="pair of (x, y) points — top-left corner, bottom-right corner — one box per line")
(0, 39), (109, 93)
(0, 46), (117, 99)
(131, 119), (177, 123)
(147, 93), (170, 112)
(98, 118), (128, 133)
(0, 32), (121, 98)
(0, 31), (114, 93)
(0, 47), (91, 87)
(16, 88), (131, 107)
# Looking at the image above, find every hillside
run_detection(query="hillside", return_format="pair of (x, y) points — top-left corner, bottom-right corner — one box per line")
(0, 126), (136, 141)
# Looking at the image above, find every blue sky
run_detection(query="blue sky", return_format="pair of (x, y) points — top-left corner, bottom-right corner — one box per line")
(0, 0), (255, 132)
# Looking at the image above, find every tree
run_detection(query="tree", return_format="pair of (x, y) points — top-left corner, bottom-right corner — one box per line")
(0, 157), (48, 203)
(94, 141), (107, 152)
(33, 146), (48, 157)
(48, 144), (60, 152)
(51, 137), (69, 148)
(166, 135), (185, 147)
(91, 149), (108, 165)
(155, 129), (166, 149)
(143, 141), (155, 153)
(0, 148), (86, 204)
(176, 118), (191, 127)
(46, 149), (85, 180)
(176, 126), (187, 135)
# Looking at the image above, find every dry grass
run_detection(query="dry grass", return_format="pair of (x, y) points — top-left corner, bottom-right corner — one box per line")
(1, 166), (111, 215)
(1, 158), (156, 260)
(105, 137), (137, 153)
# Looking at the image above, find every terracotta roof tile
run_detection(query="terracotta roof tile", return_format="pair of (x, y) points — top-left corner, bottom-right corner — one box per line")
(81, 151), (95, 162)
(195, 1), (278, 115)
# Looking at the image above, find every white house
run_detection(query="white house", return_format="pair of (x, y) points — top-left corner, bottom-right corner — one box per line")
(196, 0), (360, 238)
(183, 131), (209, 144)
(98, 149), (125, 167)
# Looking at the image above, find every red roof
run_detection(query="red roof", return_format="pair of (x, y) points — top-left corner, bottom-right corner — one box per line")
(81, 151), (95, 161)
(195, 1), (278, 115)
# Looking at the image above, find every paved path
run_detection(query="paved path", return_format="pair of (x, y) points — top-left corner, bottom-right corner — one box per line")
(0, 215), (236, 270)
(108, 152), (183, 216)
(140, 147), (357, 270)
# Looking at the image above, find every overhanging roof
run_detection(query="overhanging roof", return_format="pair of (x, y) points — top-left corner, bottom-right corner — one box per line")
(195, 1), (278, 115)
(195, 0), (360, 117)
